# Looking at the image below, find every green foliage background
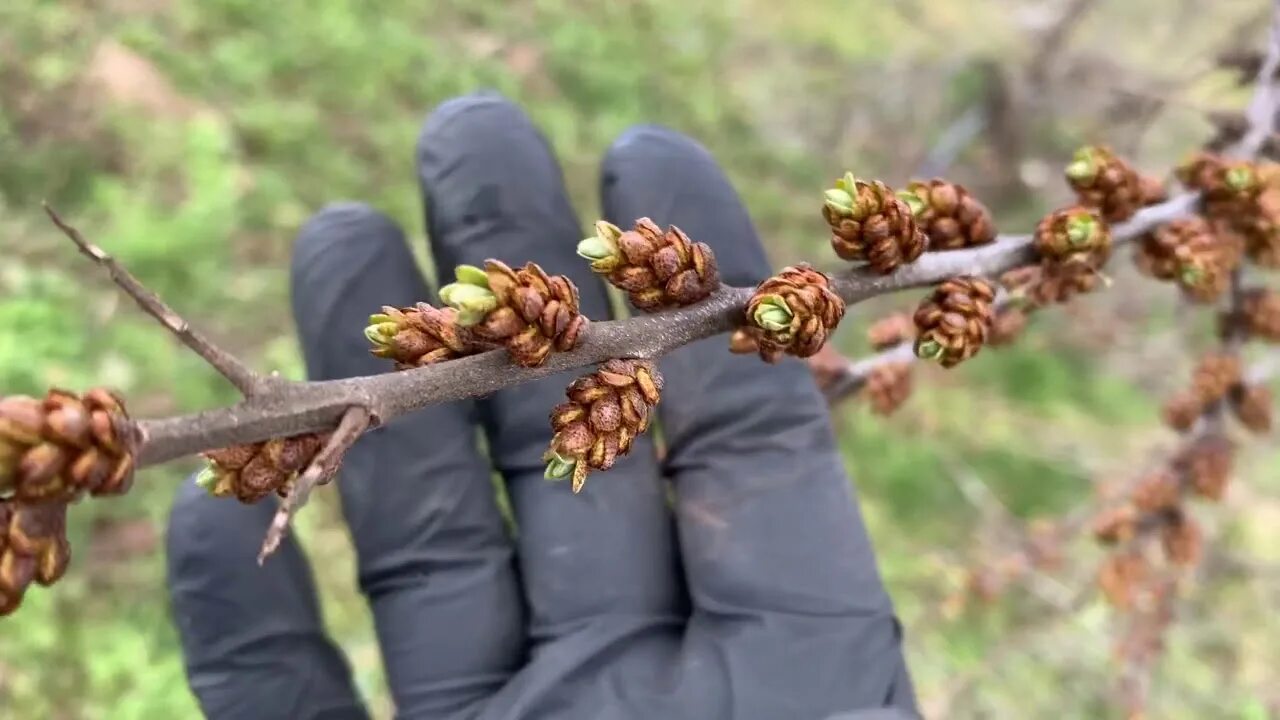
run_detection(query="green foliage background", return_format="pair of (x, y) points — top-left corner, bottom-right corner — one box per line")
(1, 1), (1277, 717)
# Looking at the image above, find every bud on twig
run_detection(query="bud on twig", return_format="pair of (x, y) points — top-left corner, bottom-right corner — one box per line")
(0, 389), (135, 504)
(0, 500), (70, 616)
(365, 303), (482, 369)
(543, 359), (663, 493)
(440, 260), (588, 368)
(860, 362), (914, 416)
(578, 219), (720, 311)
(866, 313), (916, 351)
(823, 173), (926, 273)
(912, 277), (996, 368)
(897, 178), (997, 250)
(735, 265), (845, 363)
(1064, 146), (1157, 223)
(197, 434), (325, 504)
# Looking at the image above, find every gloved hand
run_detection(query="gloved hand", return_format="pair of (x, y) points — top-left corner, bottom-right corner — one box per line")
(166, 93), (918, 720)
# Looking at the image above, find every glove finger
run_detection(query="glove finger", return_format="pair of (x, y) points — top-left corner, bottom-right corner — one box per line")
(166, 479), (368, 719)
(291, 203), (523, 715)
(600, 126), (917, 716)
(417, 94), (685, 642)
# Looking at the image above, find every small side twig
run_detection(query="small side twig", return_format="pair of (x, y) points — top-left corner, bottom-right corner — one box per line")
(258, 405), (372, 564)
(43, 203), (269, 397)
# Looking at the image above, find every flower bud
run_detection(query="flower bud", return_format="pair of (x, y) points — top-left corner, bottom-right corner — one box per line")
(752, 295), (793, 333)
(439, 281), (498, 326)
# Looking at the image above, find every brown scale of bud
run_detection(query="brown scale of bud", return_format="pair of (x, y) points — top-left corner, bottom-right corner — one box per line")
(1241, 288), (1280, 341)
(865, 313), (915, 351)
(823, 173), (926, 273)
(1064, 146), (1151, 223)
(1130, 470), (1181, 514)
(0, 388), (135, 505)
(1092, 503), (1139, 545)
(897, 178), (996, 250)
(440, 260), (588, 368)
(1161, 391), (1204, 433)
(197, 434), (326, 504)
(365, 303), (483, 370)
(1174, 434), (1235, 501)
(736, 265), (846, 363)
(1160, 509), (1202, 567)
(543, 359), (663, 493)
(0, 500), (71, 617)
(1190, 352), (1242, 405)
(860, 362), (913, 416)
(578, 219), (720, 311)
(1098, 550), (1150, 610)
(912, 277), (996, 368)
(1230, 383), (1273, 434)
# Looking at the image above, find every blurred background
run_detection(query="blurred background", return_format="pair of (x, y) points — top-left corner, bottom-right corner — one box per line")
(1, 0), (1278, 717)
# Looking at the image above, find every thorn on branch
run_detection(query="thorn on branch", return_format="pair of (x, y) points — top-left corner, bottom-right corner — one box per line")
(43, 204), (268, 397)
(258, 406), (371, 564)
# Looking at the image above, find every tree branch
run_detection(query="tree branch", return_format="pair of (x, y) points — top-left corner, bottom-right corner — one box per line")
(44, 204), (271, 397)
(258, 405), (371, 564)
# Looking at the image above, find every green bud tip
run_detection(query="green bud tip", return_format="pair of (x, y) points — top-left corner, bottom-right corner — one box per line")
(453, 264), (491, 288)
(915, 338), (944, 361)
(194, 466), (220, 492)
(1066, 215), (1097, 247)
(576, 234), (618, 262)
(1065, 148), (1097, 182)
(752, 295), (794, 333)
(544, 452), (577, 481)
(438, 282), (498, 326)
(896, 190), (926, 217)
(1180, 266), (1205, 286)
(363, 321), (398, 346)
(824, 188), (855, 216)
(1225, 166), (1254, 192)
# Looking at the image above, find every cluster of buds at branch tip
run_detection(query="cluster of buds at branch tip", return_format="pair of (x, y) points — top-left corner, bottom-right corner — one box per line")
(1134, 218), (1241, 303)
(365, 303), (482, 369)
(1177, 154), (1280, 268)
(577, 218), (720, 311)
(912, 277), (996, 368)
(439, 260), (587, 368)
(1023, 206), (1112, 305)
(195, 433), (327, 503)
(732, 265), (845, 363)
(543, 359), (663, 493)
(823, 172), (926, 273)
(0, 388), (135, 504)
(1064, 145), (1165, 223)
(896, 178), (997, 250)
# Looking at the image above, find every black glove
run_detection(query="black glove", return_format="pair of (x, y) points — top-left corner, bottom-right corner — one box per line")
(166, 93), (918, 720)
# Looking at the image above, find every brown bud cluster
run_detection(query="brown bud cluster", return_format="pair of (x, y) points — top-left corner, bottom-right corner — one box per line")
(912, 277), (996, 368)
(1065, 146), (1162, 223)
(1130, 470), (1181, 514)
(1161, 391), (1203, 432)
(866, 313), (915, 351)
(1241, 288), (1280, 341)
(1177, 154), (1280, 268)
(0, 388), (135, 505)
(1025, 207), (1112, 305)
(367, 304), (482, 369)
(199, 434), (326, 504)
(0, 501), (70, 616)
(1134, 218), (1241, 303)
(734, 265), (846, 363)
(898, 178), (996, 250)
(544, 359), (663, 493)
(823, 175), (926, 273)
(860, 362), (913, 416)
(1098, 550), (1150, 610)
(474, 261), (588, 368)
(1230, 383), (1273, 434)
(1174, 434), (1235, 501)
(1190, 352), (1242, 406)
(581, 218), (720, 311)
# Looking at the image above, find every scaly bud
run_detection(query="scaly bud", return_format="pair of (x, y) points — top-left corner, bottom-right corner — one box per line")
(752, 295), (793, 333)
